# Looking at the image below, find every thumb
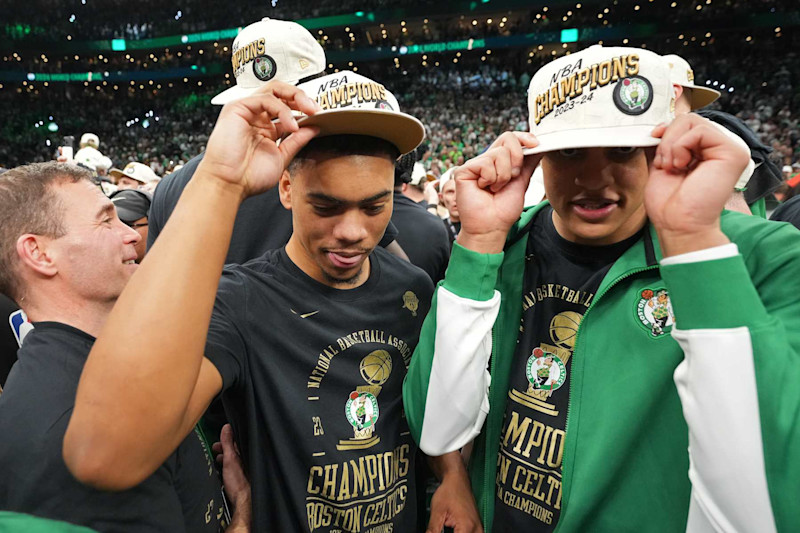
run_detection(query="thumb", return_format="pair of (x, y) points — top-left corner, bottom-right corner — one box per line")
(220, 424), (234, 453)
(279, 126), (320, 165)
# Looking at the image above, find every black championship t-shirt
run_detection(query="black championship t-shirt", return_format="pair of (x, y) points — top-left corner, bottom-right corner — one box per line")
(205, 246), (434, 532)
(493, 207), (642, 532)
(0, 323), (226, 533)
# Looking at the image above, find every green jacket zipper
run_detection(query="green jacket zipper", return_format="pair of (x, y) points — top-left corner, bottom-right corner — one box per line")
(555, 265), (657, 530)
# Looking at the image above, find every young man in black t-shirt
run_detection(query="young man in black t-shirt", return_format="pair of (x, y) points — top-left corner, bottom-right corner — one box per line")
(64, 73), (456, 532)
(0, 163), (247, 532)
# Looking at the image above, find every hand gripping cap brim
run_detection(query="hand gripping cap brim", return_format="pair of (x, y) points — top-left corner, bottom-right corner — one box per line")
(294, 71), (425, 155)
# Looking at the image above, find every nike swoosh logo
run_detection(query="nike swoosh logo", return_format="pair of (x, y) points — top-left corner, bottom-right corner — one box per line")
(291, 309), (320, 318)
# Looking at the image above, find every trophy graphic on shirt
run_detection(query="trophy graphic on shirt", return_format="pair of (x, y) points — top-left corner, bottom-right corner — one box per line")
(509, 311), (581, 416)
(337, 350), (393, 451)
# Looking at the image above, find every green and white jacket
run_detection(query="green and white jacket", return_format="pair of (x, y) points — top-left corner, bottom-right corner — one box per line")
(403, 203), (800, 532)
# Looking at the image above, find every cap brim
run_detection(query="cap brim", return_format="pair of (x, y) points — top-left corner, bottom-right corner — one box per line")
(113, 205), (144, 222)
(212, 79), (302, 106)
(297, 109), (425, 155)
(522, 124), (661, 155)
(690, 86), (721, 110)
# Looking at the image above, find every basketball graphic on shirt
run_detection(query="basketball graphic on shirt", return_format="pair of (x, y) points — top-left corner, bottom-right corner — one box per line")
(360, 350), (393, 386)
(549, 311), (583, 350)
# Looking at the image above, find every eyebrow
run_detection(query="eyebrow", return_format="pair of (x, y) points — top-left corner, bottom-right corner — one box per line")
(95, 203), (116, 220)
(307, 190), (392, 206)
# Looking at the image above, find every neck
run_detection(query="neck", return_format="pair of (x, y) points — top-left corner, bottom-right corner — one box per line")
(23, 296), (113, 338)
(403, 188), (425, 203)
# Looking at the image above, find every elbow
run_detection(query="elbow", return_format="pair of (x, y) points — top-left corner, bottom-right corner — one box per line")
(63, 427), (150, 491)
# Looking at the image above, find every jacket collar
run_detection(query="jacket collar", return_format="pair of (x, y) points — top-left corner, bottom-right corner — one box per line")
(505, 202), (662, 291)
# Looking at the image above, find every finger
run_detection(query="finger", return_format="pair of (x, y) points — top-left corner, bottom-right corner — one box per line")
(212, 442), (222, 453)
(426, 505), (446, 533)
(229, 93), (299, 132)
(474, 157), (498, 190)
(251, 81), (321, 116)
(279, 125), (320, 164)
(488, 147), (513, 193)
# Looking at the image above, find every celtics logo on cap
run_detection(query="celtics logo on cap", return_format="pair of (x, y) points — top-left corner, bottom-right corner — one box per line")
(636, 288), (675, 337)
(374, 100), (394, 111)
(613, 75), (653, 115)
(252, 54), (277, 81)
(526, 348), (566, 392)
(345, 391), (379, 432)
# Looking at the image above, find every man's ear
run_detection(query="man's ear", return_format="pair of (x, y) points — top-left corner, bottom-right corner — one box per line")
(278, 169), (292, 210)
(401, 183), (409, 193)
(672, 84), (684, 100)
(16, 234), (58, 278)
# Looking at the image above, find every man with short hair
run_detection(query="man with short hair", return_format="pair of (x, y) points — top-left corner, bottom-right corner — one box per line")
(404, 45), (800, 532)
(65, 74), (442, 532)
(0, 162), (240, 532)
(110, 189), (151, 263)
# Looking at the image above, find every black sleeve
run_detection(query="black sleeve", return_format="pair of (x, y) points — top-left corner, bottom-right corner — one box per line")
(204, 269), (249, 392)
(770, 196), (800, 231)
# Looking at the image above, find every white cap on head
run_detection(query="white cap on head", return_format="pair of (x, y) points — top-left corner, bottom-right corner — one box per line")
(80, 133), (100, 149)
(662, 53), (721, 110)
(110, 162), (159, 184)
(525, 45), (675, 154)
(292, 71), (425, 155)
(409, 162), (427, 185)
(74, 146), (103, 171)
(439, 167), (456, 188)
(211, 17), (326, 105)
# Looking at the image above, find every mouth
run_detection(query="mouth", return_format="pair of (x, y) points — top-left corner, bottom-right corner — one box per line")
(123, 259), (136, 265)
(326, 251), (365, 269)
(571, 198), (619, 221)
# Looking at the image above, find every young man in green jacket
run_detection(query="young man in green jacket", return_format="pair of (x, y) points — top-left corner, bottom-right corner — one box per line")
(404, 45), (800, 532)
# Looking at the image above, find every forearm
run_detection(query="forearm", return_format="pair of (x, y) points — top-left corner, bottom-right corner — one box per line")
(428, 450), (469, 482)
(405, 243), (501, 456)
(65, 168), (242, 488)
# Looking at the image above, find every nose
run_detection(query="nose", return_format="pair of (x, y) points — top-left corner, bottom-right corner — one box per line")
(332, 209), (369, 244)
(121, 221), (142, 245)
(573, 151), (615, 191)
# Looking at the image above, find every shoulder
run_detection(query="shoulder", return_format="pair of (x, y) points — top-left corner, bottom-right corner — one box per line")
(770, 196), (800, 228)
(150, 153), (204, 216)
(373, 247), (434, 294)
(721, 210), (800, 269)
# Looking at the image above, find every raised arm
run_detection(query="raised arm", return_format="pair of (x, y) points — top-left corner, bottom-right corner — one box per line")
(63, 82), (320, 490)
(647, 114), (800, 532)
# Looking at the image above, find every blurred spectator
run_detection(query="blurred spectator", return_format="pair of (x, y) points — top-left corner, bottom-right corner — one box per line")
(110, 161), (159, 190)
(110, 189), (152, 263)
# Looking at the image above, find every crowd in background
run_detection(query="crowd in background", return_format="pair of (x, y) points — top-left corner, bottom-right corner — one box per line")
(3, 0), (789, 41)
(2, 37), (798, 178)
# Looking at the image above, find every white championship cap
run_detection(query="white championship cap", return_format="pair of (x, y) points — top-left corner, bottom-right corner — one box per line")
(211, 17), (326, 105)
(74, 146), (104, 171)
(293, 71), (425, 155)
(109, 162), (159, 184)
(409, 162), (427, 186)
(525, 45), (675, 154)
(663, 54), (721, 110)
(80, 133), (100, 149)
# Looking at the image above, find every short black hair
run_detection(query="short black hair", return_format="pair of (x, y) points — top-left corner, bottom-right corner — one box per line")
(288, 135), (400, 174)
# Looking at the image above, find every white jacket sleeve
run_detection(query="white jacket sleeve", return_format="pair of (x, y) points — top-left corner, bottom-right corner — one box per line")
(418, 286), (501, 456)
(665, 244), (777, 533)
